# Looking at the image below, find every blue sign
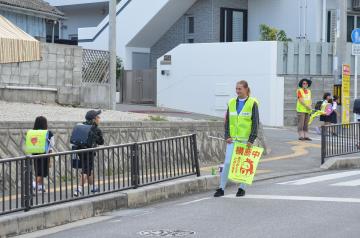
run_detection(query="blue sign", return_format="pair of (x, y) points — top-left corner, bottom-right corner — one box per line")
(352, 28), (360, 44)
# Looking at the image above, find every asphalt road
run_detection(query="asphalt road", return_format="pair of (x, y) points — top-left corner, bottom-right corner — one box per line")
(19, 169), (360, 238)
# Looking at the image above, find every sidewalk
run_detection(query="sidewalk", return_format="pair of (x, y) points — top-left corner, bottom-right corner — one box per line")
(116, 103), (223, 121)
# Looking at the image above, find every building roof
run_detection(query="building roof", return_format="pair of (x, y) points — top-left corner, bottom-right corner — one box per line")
(0, 15), (40, 64)
(0, 0), (64, 18)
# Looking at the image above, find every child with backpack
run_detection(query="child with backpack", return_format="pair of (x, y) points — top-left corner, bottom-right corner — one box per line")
(310, 93), (333, 134)
(71, 110), (104, 197)
(25, 116), (55, 193)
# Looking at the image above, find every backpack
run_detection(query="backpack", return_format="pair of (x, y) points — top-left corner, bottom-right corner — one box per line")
(25, 130), (49, 154)
(70, 123), (93, 148)
(314, 100), (323, 111)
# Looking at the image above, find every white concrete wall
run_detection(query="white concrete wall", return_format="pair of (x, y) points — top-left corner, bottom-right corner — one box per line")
(78, 0), (196, 70)
(78, 0), (170, 69)
(157, 42), (284, 127)
(248, 0), (324, 42)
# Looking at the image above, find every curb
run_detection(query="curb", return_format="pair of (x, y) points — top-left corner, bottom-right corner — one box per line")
(321, 157), (360, 170)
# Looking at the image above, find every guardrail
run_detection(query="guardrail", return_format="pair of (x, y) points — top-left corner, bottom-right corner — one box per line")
(0, 134), (199, 215)
(321, 123), (360, 164)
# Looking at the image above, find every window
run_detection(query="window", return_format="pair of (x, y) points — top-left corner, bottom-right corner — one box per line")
(188, 16), (194, 34)
(328, 12), (360, 43)
(347, 15), (360, 42)
(187, 39), (194, 43)
(220, 8), (247, 42)
(347, 15), (355, 42)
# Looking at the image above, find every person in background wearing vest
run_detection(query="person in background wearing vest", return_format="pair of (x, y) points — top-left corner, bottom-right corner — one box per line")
(296, 78), (313, 141)
(214, 80), (259, 197)
(319, 92), (333, 127)
(74, 110), (104, 197)
(32, 116), (55, 193)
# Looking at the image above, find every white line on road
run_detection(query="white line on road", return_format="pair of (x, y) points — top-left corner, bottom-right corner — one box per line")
(133, 210), (154, 217)
(331, 178), (360, 187)
(177, 197), (211, 206)
(109, 219), (122, 223)
(263, 127), (286, 130)
(224, 194), (360, 204)
(277, 170), (360, 185)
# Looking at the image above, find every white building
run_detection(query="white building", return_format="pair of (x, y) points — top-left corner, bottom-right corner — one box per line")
(46, 0), (109, 41)
(47, 0), (358, 70)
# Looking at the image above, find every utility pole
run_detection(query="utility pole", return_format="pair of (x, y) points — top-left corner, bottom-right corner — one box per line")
(109, 0), (117, 110)
(334, 0), (347, 84)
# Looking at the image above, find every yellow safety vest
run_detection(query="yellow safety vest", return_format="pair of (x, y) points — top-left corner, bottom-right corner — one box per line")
(228, 97), (257, 142)
(296, 88), (312, 113)
(25, 130), (48, 154)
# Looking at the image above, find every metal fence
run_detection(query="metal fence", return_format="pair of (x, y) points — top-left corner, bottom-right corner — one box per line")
(0, 134), (199, 215)
(82, 49), (110, 83)
(321, 123), (360, 164)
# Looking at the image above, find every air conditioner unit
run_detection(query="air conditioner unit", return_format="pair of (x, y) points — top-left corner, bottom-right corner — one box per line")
(353, 0), (360, 10)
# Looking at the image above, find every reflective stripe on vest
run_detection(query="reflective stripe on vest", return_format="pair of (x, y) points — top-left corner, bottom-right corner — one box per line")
(228, 97), (257, 142)
(296, 88), (312, 113)
(25, 130), (48, 154)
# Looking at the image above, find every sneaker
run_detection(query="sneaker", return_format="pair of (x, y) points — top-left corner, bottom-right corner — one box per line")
(214, 188), (224, 197)
(91, 186), (100, 193)
(73, 188), (82, 197)
(37, 185), (46, 193)
(304, 137), (312, 141)
(298, 137), (305, 141)
(236, 188), (246, 197)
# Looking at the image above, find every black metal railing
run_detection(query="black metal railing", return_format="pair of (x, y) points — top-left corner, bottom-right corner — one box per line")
(0, 134), (199, 215)
(321, 123), (360, 164)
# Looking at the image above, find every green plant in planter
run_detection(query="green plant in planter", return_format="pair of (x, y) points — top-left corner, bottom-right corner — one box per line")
(259, 24), (292, 42)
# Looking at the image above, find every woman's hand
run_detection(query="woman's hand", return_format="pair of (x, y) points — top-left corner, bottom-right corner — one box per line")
(226, 138), (233, 144)
(247, 142), (253, 148)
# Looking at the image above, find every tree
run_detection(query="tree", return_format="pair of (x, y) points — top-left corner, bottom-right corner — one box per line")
(259, 24), (292, 42)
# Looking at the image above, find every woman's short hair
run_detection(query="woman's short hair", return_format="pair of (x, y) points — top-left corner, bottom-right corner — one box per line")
(323, 92), (331, 100)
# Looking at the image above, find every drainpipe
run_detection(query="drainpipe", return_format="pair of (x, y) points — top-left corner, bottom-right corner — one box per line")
(52, 20), (57, 43)
(299, 0), (302, 39)
(109, 0), (117, 109)
(304, 0), (307, 40)
(322, 0), (327, 42)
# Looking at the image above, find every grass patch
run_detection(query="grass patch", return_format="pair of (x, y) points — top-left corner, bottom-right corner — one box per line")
(149, 115), (168, 121)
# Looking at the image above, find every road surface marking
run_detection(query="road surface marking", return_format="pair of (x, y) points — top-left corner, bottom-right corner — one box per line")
(224, 194), (360, 203)
(278, 170), (360, 185)
(331, 178), (360, 187)
(262, 141), (320, 163)
(263, 127), (287, 130)
(178, 197), (211, 206)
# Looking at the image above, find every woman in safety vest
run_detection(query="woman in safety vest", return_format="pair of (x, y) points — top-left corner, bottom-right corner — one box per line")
(214, 80), (259, 197)
(296, 78), (312, 141)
